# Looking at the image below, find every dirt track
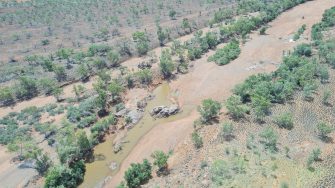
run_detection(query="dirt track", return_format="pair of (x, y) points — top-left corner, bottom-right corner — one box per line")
(106, 0), (335, 186)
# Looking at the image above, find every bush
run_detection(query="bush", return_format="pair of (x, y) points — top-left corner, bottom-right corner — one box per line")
(219, 122), (234, 141)
(45, 160), (85, 188)
(210, 160), (231, 186)
(124, 159), (152, 188)
(259, 127), (277, 152)
(317, 122), (333, 141)
(15, 76), (38, 100)
(107, 50), (120, 67)
(0, 86), (15, 106)
(198, 99), (221, 123)
(274, 113), (293, 130)
(136, 69), (152, 85)
(322, 89), (331, 105)
(225, 95), (249, 119)
(208, 40), (240, 65)
(307, 148), (321, 169)
(192, 131), (203, 149)
(151, 150), (169, 175)
(260, 27), (266, 35)
(294, 43), (312, 57)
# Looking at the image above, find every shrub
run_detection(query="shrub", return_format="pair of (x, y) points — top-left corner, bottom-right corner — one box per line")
(274, 113), (293, 130)
(45, 160), (85, 188)
(0, 86), (15, 106)
(108, 80), (124, 100)
(318, 64), (329, 83)
(208, 40), (240, 65)
(53, 65), (67, 82)
(192, 131), (203, 149)
(260, 27), (266, 35)
(87, 44), (111, 57)
(322, 89), (331, 105)
(303, 83), (317, 100)
(225, 95), (249, 119)
(107, 50), (120, 67)
(294, 43), (312, 57)
(151, 150), (169, 175)
(259, 127), (278, 152)
(317, 122), (333, 141)
(77, 63), (90, 81)
(307, 148), (321, 169)
(198, 99), (221, 123)
(169, 10), (177, 20)
(219, 122), (234, 141)
(205, 32), (218, 49)
(15, 76), (38, 100)
(124, 159), (152, 188)
(136, 69), (152, 85)
(210, 160), (231, 186)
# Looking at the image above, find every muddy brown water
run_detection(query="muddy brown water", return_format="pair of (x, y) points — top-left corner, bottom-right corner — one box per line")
(80, 83), (193, 188)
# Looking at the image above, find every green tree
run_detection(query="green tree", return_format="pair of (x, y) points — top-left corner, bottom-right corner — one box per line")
(159, 49), (175, 78)
(108, 80), (124, 101)
(124, 159), (152, 188)
(132, 31), (149, 56)
(205, 32), (218, 49)
(151, 150), (169, 175)
(169, 10), (177, 20)
(198, 99), (221, 123)
(93, 78), (108, 115)
(157, 24), (169, 46)
(76, 130), (92, 157)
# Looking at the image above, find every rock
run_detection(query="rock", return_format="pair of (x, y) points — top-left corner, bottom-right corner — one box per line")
(115, 108), (128, 117)
(150, 105), (180, 118)
(19, 159), (36, 169)
(95, 176), (112, 188)
(138, 61), (152, 69)
(109, 162), (118, 170)
(113, 142), (122, 153)
(137, 100), (147, 109)
(126, 110), (143, 124)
